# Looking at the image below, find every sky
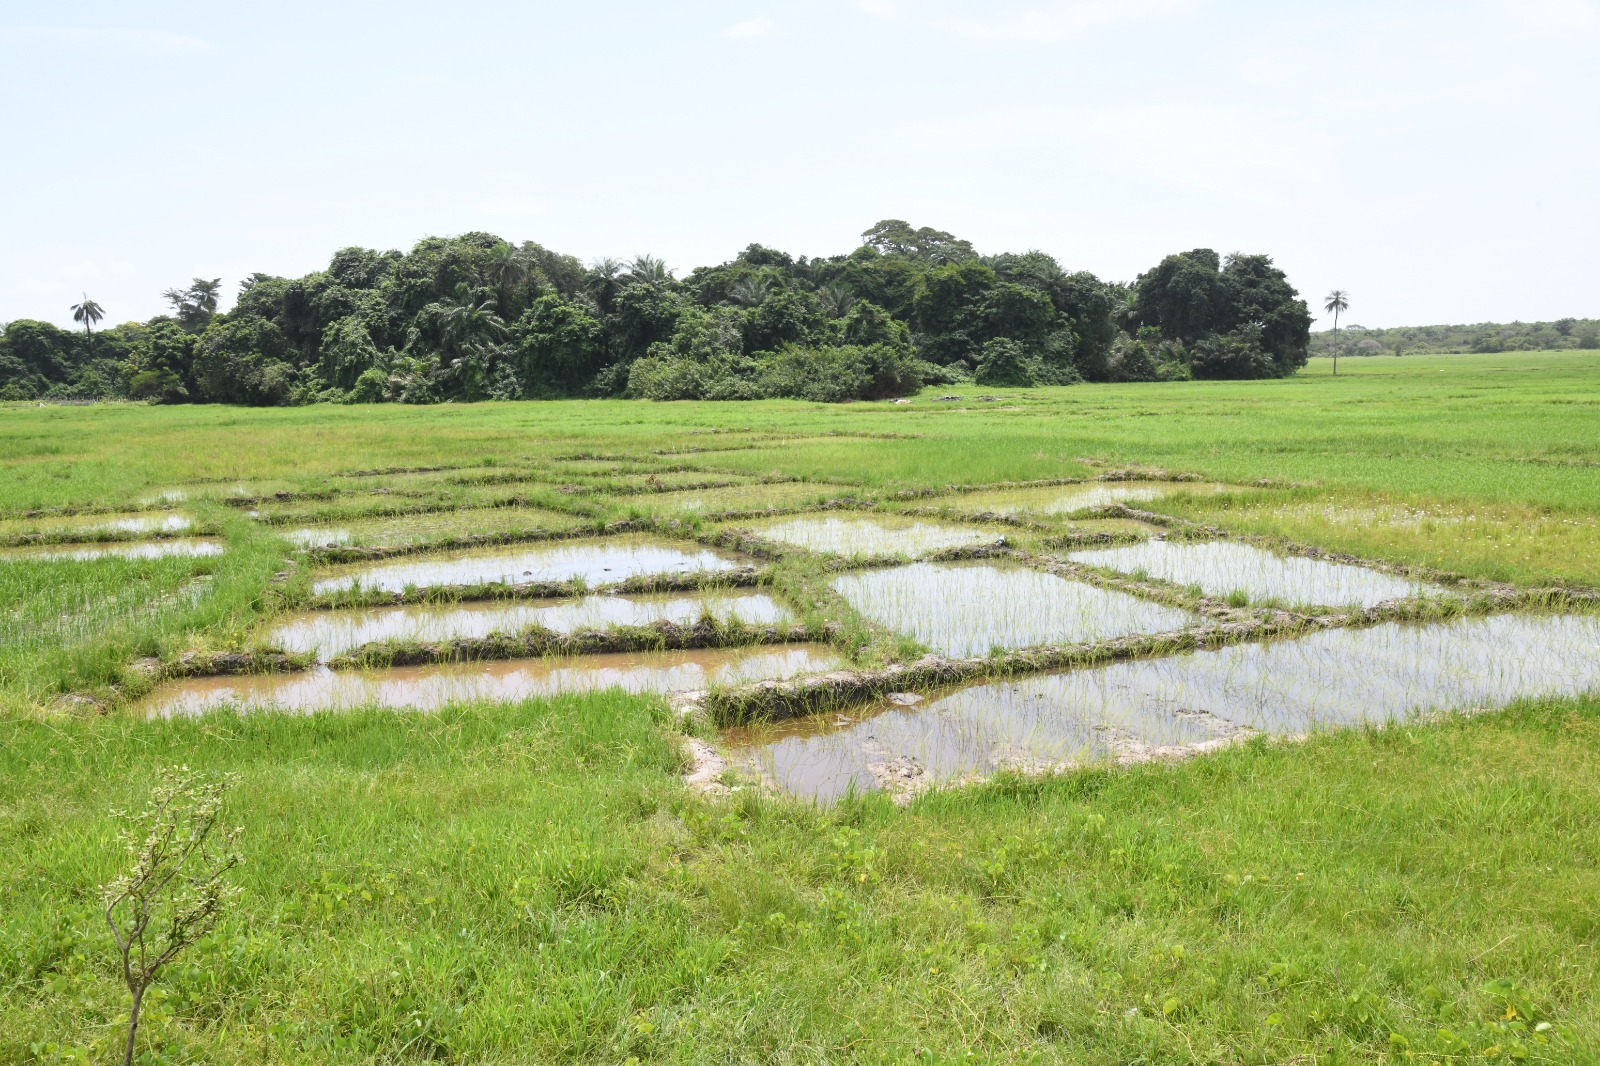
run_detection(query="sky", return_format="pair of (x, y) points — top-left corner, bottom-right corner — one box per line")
(2, 0), (1597, 332)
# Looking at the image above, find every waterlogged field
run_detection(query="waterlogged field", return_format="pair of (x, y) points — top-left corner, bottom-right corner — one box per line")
(2, 352), (1600, 1062)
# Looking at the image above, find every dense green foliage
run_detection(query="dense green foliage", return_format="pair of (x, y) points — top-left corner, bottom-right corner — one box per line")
(1310, 316), (1600, 359)
(0, 223), (1316, 404)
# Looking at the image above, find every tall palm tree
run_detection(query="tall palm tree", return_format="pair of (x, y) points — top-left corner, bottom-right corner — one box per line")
(587, 258), (625, 314)
(728, 276), (771, 307)
(1324, 290), (1349, 376)
(71, 294), (105, 355)
(627, 254), (670, 287)
(485, 242), (528, 308)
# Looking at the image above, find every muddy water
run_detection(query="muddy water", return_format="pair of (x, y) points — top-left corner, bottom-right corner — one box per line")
(266, 591), (795, 659)
(727, 612), (1600, 802)
(749, 515), (1001, 557)
(832, 562), (1196, 656)
(949, 481), (1233, 516)
(1067, 539), (1447, 607)
(0, 538), (223, 562)
(311, 535), (747, 595)
(144, 644), (844, 716)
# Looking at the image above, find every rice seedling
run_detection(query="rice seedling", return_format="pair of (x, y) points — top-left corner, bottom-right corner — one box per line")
(1068, 538), (1449, 608)
(830, 561), (1197, 657)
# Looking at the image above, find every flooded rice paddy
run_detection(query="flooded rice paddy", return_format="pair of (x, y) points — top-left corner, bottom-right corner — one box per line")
(311, 535), (748, 595)
(947, 481), (1232, 517)
(832, 562), (1197, 656)
(748, 515), (1002, 557)
(283, 506), (581, 549)
(727, 612), (1600, 803)
(644, 482), (863, 514)
(145, 643), (844, 716)
(0, 511), (193, 542)
(0, 538), (224, 562)
(267, 591), (794, 660)
(1067, 539), (1447, 607)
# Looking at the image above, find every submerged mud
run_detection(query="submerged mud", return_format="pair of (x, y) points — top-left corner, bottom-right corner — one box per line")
(142, 643), (846, 716)
(266, 591), (794, 660)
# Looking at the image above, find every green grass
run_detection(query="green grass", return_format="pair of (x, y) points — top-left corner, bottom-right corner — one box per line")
(2, 697), (1594, 1062)
(2, 350), (1599, 1061)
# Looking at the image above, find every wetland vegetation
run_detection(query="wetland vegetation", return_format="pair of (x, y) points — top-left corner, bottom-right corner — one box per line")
(2, 351), (1599, 1062)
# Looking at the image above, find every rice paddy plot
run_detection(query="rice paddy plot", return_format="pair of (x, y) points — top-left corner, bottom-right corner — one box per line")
(747, 514), (1002, 557)
(265, 591), (793, 659)
(311, 534), (749, 595)
(1067, 539), (1447, 607)
(144, 643), (845, 716)
(727, 680), (1221, 804)
(0, 538), (224, 562)
(0, 510), (192, 543)
(726, 612), (1600, 802)
(281, 506), (584, 550)
(638, 482), (865, 514)
(832, 561), (1197, 656)
(941, 480), (1236, 517)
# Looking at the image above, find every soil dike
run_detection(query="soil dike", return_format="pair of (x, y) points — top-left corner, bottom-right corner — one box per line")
(328, 620), (825, 670)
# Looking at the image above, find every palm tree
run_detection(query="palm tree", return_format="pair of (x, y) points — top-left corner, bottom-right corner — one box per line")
(439, 283), (507, 353)
(71, 294), (105, 355)
(587, 257), (625, 314)
(485, 242), (528, 309)
(818, 284), (855, 318)
(1324, 290), (1349, 376)
(728, 276), (771, 307)
(627, 254), (670, 287)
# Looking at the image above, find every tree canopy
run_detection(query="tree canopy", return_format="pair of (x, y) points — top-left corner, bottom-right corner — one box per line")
(0, 224), (1319, 404)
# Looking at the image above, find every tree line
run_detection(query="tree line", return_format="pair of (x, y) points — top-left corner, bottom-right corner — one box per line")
(1310, 317), (1600, 359)
(0, 222), (1315, 404)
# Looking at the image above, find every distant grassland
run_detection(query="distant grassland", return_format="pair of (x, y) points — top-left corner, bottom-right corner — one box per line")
(2, 350), (1599, 1063)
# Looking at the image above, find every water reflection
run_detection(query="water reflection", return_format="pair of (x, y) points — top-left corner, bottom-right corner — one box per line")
(312, 534), (746, 595)
(1067, 539), (1447, 607)
(728, 613), (1600, 802)
(832, 562), (1195, 656)
(267, 591), (794, 659)
(749, 515), (1000, 557)
(145, 643), (845, 716)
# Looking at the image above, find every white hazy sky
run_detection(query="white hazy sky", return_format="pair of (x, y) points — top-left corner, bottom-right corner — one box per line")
(3, 0), (1597, 331)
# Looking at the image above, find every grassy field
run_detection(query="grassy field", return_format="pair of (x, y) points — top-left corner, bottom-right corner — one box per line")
(2, 351), (1598, 1062)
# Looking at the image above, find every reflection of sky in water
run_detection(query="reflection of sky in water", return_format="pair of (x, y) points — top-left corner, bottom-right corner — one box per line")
(0, 538), (223, 562)
(1068, 540), (1447, 607)
(147, 644), (843, 716)
(312, 535), (745, 594)
(731, 613), (1600, 803)
(752, 516), (1000, 557)
(955, 481), (1229, 516)
(267, 592), (794, 659)
(833, 562), (1195, 656)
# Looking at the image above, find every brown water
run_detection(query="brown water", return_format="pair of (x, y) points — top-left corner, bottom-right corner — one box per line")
(727, 612), (1600, 802)
(265, 591), (795, 659)
(946, 481), (1233, 516)
(143, 643), (845, 716)
(0, 538), (224, 562)
(832, 562), (1196, 656)
(311, 534), (747, 595)
(1067, 539), (1448, 607)
(748, 515), (1002, 557)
